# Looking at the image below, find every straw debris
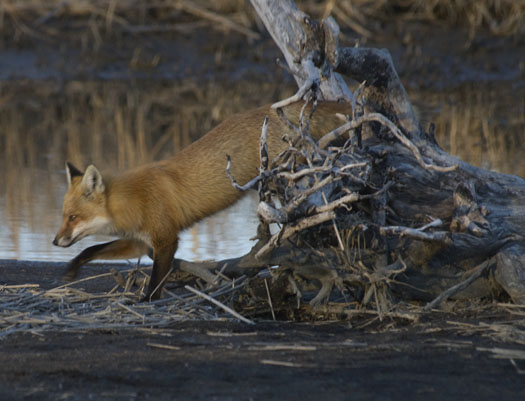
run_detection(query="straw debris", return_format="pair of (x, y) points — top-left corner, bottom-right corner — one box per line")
(0, 266), (251, 338)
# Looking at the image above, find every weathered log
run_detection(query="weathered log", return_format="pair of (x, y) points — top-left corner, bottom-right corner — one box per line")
(249, 0), (525, 306)
(169, 0), (525, 309)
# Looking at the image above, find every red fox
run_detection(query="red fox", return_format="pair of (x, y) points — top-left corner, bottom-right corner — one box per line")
(53, 102), (349, 301)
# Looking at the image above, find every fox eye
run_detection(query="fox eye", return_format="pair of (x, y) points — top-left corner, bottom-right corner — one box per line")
(68, 215), (77, 222)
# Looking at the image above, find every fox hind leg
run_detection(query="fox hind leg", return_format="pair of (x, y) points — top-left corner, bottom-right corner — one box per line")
(141, 240), (178, 302)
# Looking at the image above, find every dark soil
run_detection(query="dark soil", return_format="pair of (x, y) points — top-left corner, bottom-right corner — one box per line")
(1, 321), (523, 401)
(1, 261), (525, 401)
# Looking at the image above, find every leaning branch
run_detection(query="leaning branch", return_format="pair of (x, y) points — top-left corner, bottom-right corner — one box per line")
(423, 260), (492, 310)
(184, 285), (255, 324)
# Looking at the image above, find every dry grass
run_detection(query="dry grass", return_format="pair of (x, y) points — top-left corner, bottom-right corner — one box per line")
(413, 87), (525, 177)
(0, 0), (522, 43)
(2, 267), (525, 340)
(0, 0), (260, 46)
(329, 0), (525, 38)
(0, 265), (250, 338)
(404, 0), (525, 37)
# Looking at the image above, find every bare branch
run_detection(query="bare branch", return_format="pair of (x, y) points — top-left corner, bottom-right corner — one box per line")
(282, 174), (339, 216)
(255, 211), (336, 259)
(259, 116), (270, 172)
(271, 57), (320, 109)
(320, 112), (458, 172)
(313, 192), (359, 214)
(257, 201), (288, 224)
(226, 155), (262, 191)
(379, 225), (451, 244)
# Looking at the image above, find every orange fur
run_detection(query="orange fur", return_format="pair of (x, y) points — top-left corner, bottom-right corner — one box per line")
(53, 102), (350, 300)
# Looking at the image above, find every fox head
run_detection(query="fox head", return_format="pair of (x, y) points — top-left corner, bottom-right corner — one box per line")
(53, 162), (113, 247)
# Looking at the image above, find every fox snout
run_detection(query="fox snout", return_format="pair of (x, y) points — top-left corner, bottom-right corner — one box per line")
(53, 234), (73, 247)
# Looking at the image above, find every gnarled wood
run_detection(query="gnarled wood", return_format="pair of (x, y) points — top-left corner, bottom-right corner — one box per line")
(171, 0), (525, 309)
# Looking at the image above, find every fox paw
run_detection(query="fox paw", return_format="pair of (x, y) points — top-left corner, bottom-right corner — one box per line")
(63, 260), (80, 282)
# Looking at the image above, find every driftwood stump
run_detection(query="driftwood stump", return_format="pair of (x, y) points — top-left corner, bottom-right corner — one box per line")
(170, 0), (525, 314)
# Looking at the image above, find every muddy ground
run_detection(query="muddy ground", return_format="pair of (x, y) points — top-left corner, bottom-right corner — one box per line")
(1, 319), (523, 401)
(1, 4), (525, 401)
(1, 261), (525, 401)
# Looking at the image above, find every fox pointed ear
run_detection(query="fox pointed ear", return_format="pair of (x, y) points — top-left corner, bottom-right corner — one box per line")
(81, 165), (105, 196)
(65, 162), (83, 188)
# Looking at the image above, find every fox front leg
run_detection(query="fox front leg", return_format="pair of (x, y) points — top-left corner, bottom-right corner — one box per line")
(64, 239), (151, 281)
